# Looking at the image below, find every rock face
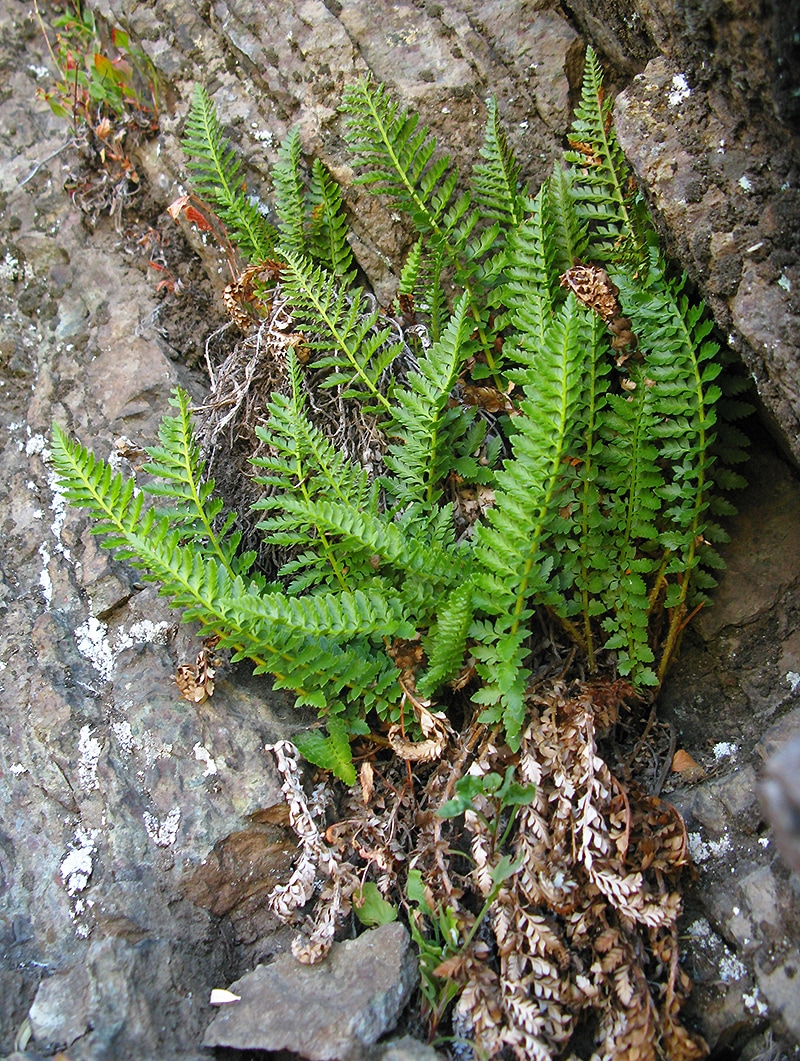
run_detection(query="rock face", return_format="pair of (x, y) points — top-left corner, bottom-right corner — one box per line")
(614, 60), (800, 465)
(0, 0), (799, 1057)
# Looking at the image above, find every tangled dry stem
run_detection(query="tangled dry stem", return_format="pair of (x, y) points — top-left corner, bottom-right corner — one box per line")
(195, 285), (392, 568)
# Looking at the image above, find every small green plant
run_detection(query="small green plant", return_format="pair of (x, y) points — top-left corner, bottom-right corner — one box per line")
(403, 766), (537, 1034)
(35, 0), (157, 129)
(51, 49), (747, 783)
(406, 852), (524, 1036)
(438, 767), (537, 851)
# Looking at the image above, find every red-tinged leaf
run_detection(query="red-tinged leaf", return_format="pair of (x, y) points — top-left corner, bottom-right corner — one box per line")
(183, 205), (214, 231)
(93, 52), (117, 80)
(111, 27), (130, 50)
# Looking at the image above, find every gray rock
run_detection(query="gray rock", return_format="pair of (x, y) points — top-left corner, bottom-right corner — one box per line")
(203, 923), (418, 1059)
(29, 965), (91, 1049)
(760, 719), (800, 872)
(368, 1035), (442, 1061)
(2, 0), (800, 1055)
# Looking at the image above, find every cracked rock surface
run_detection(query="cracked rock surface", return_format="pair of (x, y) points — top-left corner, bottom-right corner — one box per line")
(1, 0), (799, 1057)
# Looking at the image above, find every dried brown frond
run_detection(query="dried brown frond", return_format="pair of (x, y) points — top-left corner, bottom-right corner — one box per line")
(264, 677), (705, 1060)
(174, 639), (220, 704)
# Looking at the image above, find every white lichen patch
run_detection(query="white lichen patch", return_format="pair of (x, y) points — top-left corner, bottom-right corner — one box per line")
(75, 617), (116, 681)
(719, 952), (748, 982)
(75, 616), (172, 682)
(712, 741), (737, 762)
(688, 830), (732, 863)
(778, 273), (791, 292)
(743, 986), (768, 1015)
(193, 742), (218, 776)
(110, 719), (134, 758)
(60, 828), (98, 895)
(0, 250), (25, 282)
(668, 73), (691, 107)
(45, 466), (71, 559)
(38, 542), (52, 606)
(25, 432), (48, 457)
(119, 619), (171, 649)
(140, 730), (173, 767)
(786, 671), (800, 692)
(687, 917), (711, 938)
(738, 174), (753, 193)
(143, 807), (181, 847)
(77, 725), (103, 791)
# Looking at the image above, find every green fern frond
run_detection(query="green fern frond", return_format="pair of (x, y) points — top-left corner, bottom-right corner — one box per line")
(547, 163), (589, 272)
(308, 158), (356, 279)
(503, 184), (560, 354)
(252, 351), (378, 592)
(471, 98), (526, 228)
(417, 579), (475, 699)
(139, 387), (252, 576)
(182, 85), (276, 261)
(613, 256), (731, 678)
(295, 717), (357, 785)
(565, 46), (644, 262)
(384, 293), (475, 506)
(471, 298), (589, 745)
(594, 366), (663, 685)
(272, 127), (307, 256)
(278, 249), (400, 413)
(342, 77), (482, 286)
(51, 425), (404, 720)
(341, 77), (505, 380)
(563, 312), (612, 667)
(399, 238), (425, 297)
(277, 496), (464, 593)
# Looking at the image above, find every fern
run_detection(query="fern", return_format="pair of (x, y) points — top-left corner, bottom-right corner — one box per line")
(252, 351), (379, 593)
(341, 79), (515, 380)
(342, 77), (470, 249)
(565, 46), (643, 263)
(51, 417), (411, 779)
(503, 184), (560, 354)
(471, 98), (526, 229)
(471, 299), (589, 747)
(52, 53), (747, 778)
(307, 158), (355, 279)
(138, 388), (255, 579)
(295, 717), (358, 787)
(182, 85), (276, 262)
(272, 127), (307, 257)
(547, 164), (589, 275)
